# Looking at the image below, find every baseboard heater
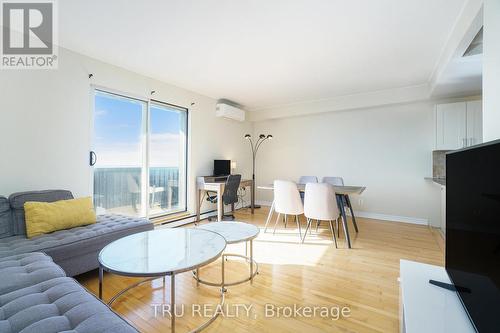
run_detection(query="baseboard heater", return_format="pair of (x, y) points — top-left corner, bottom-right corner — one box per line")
(154, 210), (217, 227)
(154, 204), (253, 228)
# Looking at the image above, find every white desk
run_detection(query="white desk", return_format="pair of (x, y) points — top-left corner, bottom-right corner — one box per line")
(399, 260), (475, 333)
(196, 178), (254, 222)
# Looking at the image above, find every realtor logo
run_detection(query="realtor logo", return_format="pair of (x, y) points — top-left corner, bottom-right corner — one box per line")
(1, 0), (58, 69)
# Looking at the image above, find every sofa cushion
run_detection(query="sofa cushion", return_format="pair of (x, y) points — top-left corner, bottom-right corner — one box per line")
(0, 253), (137, 333)
(24, 197), (97, 239)
(9, 190), (74, 236)
(0, 214), (152, 261)
(0, 253), (65, 295)
(0, 197), (12, 239)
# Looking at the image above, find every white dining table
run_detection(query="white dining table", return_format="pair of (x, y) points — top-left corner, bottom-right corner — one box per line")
(258, 184), (366, 248)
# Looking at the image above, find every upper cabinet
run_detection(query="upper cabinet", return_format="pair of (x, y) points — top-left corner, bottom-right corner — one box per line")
(465, 100), (482, 146)
(435, 100), (482, 150)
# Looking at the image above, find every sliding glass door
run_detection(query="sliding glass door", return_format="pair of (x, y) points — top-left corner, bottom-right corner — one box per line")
(93, 90), (147, 217)
(149, 102), (187, 216)
(92, 89), (187, 218)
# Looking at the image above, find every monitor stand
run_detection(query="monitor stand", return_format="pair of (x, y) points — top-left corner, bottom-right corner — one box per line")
(429, 280), (471, 293)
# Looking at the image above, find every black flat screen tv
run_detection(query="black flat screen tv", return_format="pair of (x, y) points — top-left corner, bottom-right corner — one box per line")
(213, 160), (231, 176)
(446, 140), (500, 333)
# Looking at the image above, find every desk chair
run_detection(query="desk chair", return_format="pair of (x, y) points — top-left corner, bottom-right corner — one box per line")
(206, 174), (241, 221)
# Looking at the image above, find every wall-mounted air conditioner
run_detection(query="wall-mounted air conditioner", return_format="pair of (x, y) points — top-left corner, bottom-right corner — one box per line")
(216, 102), (246, 122)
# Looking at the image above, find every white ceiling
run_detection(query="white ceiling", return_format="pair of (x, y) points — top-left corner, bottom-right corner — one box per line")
(431, 6), (483, 98)
(59, 0), (468, 110)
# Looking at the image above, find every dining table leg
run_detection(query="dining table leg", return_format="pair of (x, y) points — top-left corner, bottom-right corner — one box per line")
(337, 194), (352, 248)
(345, 195), (359, 233)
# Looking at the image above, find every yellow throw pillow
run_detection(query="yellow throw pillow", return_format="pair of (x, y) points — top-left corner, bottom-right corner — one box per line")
(24, 197), (96, 238)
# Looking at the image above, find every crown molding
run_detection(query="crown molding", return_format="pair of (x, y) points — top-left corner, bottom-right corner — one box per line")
(248, 84), (431, 121)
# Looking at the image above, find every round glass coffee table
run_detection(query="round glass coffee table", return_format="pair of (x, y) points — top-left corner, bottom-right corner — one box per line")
(194, 222), (260, 287)
(98, 228), (226, 333)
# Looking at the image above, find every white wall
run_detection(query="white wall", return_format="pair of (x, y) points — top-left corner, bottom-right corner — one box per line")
(253, 102), (441, 226)
(483, 0), (500, 141)
(0, 47), (252, 215)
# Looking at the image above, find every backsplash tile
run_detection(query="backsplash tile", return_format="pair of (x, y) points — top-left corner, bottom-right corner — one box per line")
(432, 150), (451, 179)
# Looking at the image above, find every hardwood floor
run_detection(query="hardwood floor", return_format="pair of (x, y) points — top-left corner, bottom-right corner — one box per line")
(77, 207), (444, 332)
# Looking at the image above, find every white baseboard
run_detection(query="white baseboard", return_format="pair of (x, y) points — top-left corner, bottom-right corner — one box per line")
(349, 211), (428, 225)
(255, 201), (428, 226)
(256, 200), (273, 207)
(162, 202), (428, 227)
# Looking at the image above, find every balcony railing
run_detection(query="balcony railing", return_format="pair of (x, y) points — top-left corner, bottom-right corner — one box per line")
(93, 167), (181, 216)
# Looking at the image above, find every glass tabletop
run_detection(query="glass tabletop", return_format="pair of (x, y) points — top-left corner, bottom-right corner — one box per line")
(198, 222), (260, 244)
(99, 228), (226, 276)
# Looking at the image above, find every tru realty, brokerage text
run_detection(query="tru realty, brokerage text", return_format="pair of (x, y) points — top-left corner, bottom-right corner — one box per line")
(152, 303), (351, 321)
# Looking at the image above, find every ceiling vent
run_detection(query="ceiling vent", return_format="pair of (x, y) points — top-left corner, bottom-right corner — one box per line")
(463, 27), (483, 57)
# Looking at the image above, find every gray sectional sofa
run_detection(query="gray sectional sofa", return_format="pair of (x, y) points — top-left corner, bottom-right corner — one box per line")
(0, 190), (155, 333)
(0, 190), (153, 276)
(0, 253), (138, 332)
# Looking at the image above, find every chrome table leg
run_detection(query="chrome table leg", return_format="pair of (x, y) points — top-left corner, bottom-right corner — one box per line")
(171, 273), (175, 333)
(250, 240), (254, 283)
(98, 265), (103, 299)
(221, 254), (226, 292)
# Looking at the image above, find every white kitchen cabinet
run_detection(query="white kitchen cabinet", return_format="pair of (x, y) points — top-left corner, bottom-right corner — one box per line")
(465, 100), (482, 146)
(435, 100), (482, 150)
(436, 102), (466, 150)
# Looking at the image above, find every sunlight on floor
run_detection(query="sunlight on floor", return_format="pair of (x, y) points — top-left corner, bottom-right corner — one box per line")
(253, 225), (332, 266)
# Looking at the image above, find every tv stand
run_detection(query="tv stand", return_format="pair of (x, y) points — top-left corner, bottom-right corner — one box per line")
(429, 279), (471, 293)
(400, 260), (475, 333)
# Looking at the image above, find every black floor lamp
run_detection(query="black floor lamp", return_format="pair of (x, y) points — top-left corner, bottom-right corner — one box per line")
(245, 133), (273, 209)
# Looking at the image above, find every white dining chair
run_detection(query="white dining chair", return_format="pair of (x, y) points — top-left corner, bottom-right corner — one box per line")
(273, 180), (304, 240)
(296, 176), (318, 215)
(298, 176), (318, 184)
(322, 176), (343, 186)
(303, 183), (339, 246)
(280, 176), (316, 229)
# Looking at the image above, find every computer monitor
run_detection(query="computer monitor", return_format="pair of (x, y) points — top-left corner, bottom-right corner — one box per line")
(214, 160), (231, 176)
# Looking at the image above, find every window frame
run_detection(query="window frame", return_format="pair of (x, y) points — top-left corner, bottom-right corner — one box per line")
(90, 87), (189, 219)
